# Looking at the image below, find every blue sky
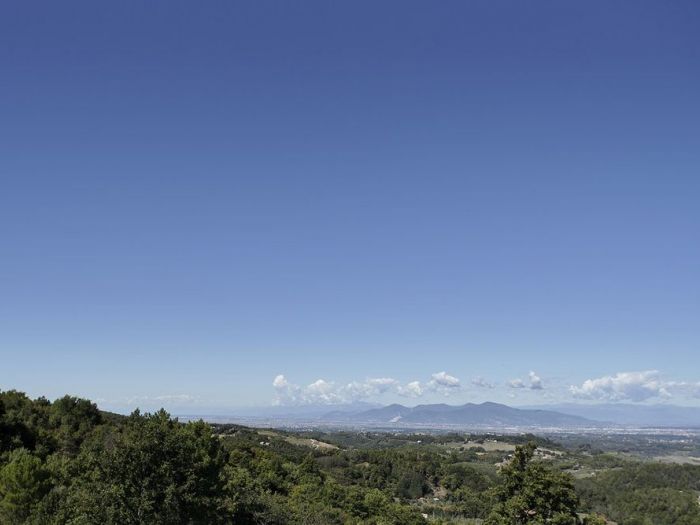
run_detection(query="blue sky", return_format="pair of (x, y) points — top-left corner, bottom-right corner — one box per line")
(1, 1), (699, 413)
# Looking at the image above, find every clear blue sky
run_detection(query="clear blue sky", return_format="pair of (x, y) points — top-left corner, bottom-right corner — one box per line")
(1, 1), (699, 412)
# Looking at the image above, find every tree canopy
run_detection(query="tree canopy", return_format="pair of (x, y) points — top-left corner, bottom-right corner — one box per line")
(2, 388), (699, 524)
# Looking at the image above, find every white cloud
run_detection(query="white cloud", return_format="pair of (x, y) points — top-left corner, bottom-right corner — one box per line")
(398, 381), (424, 398)
(660, 380), (700, 399)
(306, 379), (340, 402)
(272, 374), (302, 404)
(113, 394), (199, 408)
(273, 371), (465, 405)
(693, 384), (700, 398)
(471, 377), (495, 389)
(274, 375), (404, 405)
(508, 371), (544, 391)
(369, 377), (399, 388)
(273, 374), (289, 389)
(341, 378), (399, 401)
(154, 394), (196, 403)
(428, 371), (461, 391)
(570, 370), (671, 402)
(415, 371), (462, 397)
(528, 371), (544, 390)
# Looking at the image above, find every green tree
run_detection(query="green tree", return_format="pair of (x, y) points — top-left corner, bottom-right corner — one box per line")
(48, 396), (102, 455)
(486, 442), (579, 525)
(61, 410), (229, 524)
(397, 471), (428, 499)
(0, 449), (51, 524)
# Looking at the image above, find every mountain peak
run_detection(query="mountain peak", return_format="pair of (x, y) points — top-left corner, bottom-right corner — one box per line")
(322, 401), (597, 427)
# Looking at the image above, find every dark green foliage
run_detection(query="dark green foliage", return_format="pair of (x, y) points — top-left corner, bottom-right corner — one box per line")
(576, 462), (700, 525)
(0, 390), (432, 523)
(59, 410), (229, 524)
(0, 449), (51, 524)
(397, 471), (428, 499)
(0, 390), (102, 459)
(444, 462), (497, 518)
(2, 389), (700, 524)
(486, 442), (580, 524)
(0, 392), (44, 454)
(48, 396), (102, 455)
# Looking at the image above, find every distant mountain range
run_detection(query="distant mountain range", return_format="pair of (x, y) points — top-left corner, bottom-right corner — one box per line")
(189, 401), (700, 429)
(321, 401), (596, 428)
(521, 403), (700, 428)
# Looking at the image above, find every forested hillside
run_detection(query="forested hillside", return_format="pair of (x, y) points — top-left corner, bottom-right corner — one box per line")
(1, 389), (699, 524)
